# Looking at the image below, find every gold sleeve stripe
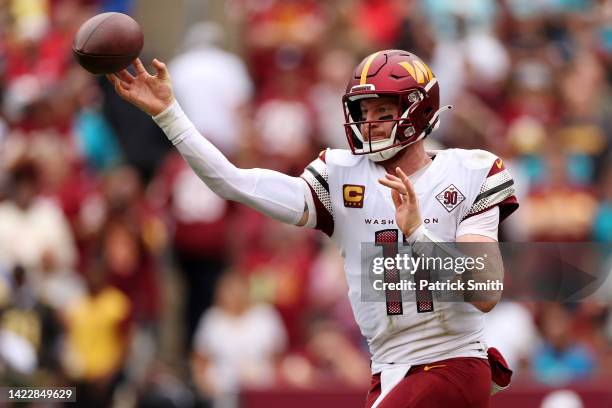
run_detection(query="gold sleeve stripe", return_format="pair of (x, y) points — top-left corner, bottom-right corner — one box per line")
(360, 51), (381, 85)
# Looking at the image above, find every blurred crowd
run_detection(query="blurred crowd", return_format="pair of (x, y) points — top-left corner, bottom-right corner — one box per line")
(0, 0), (611, 407)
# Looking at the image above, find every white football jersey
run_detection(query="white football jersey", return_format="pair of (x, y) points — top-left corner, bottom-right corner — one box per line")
(301, 148), (518, 373)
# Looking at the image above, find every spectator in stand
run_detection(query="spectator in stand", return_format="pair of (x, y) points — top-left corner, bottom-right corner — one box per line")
(304, 318), (370, 387)
(73, 70), (123, 171)
(2, 0), (92, 133)
(0, 138), (87, 311)
(0, 264), (62, 379)
(307, 241), (361, 345)
(253, 65), (318, 172)
(61, 260), (132, 408)
(350, 0), (405, 50)
(393, 1), (436, 61)
(531, 304), (596, 385)
(154, 152), (234, 349)
(557, 51), (611, 182)
(231, 209), (318, 347)
(278, 317), (370, 389)
(0, 159), (77, 274)
(308, 49), (357, 149)
(422, 0), (497, 42)
(100, 71), (171, 182)
(229, 0), (327, 86)
(98, 166), (164, 327)
(592, 160), (612, 243)
(191, 271), (287, 402)
(521, 147), (598, 241)
(540, 389), (585, 408)
(35, 258), (86, 314)
(169, 22), (253, 157)
(101, 207), (160, 326)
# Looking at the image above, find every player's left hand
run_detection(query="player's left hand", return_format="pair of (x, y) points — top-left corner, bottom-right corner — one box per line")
(378, 167), (423, 237)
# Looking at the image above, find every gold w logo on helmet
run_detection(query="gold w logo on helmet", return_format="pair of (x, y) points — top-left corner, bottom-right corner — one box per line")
(398, 60), (434, 84)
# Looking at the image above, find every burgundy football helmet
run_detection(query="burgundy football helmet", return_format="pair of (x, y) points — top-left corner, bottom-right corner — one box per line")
(343, 50), (448, 162)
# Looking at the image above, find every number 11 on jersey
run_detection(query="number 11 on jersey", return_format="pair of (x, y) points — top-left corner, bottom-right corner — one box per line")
(375, 229), (434, 315)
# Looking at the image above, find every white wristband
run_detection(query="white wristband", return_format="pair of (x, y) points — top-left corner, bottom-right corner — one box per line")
(406, 224), (426, 244)
(411, 227), (469, 275)
(152, 100), (193, 145)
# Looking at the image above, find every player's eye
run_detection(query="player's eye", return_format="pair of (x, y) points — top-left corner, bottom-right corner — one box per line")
(360, 105), (394, 120)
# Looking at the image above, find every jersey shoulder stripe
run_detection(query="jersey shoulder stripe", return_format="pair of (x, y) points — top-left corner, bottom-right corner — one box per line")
(459, 151), (519, 222)
(305, 164), (329, 192)
(473, 174), (514, 203)
(301, 153), (334, 236)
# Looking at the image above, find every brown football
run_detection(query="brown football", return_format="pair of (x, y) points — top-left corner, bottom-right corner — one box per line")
(72, 12), (143, 75)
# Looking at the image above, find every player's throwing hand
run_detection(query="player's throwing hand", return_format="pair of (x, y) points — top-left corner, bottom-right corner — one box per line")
(106, 58), (175, 116)
(378, 167), (423, 238)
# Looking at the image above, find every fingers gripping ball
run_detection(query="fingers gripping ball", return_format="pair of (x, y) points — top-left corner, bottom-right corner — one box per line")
(73, 12), (144, 75)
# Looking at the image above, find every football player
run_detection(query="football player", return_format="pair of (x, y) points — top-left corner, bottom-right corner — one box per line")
(108, 49), (517, 408)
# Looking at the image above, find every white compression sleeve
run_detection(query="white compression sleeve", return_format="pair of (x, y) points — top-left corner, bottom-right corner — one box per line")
(153, 101), (310, 225)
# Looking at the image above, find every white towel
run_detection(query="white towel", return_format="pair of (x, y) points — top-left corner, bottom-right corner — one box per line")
(370, 365), (411, 408)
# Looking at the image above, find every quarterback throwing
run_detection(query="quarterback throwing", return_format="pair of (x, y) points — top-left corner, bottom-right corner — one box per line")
(108, 50), (518, 408)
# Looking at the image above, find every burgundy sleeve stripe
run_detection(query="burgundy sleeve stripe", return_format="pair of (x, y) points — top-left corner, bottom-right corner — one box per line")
(301, 177), (334, 236)
(487, 159), (506, 177)
(318, 150), (327, 163)
(498, 195), (519, 222)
